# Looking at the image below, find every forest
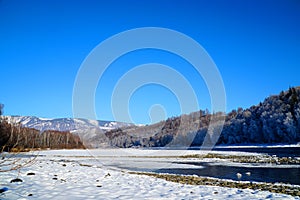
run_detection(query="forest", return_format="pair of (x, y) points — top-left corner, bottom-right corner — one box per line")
(0, 115), (85, 151)
(89, 86), (300, 147)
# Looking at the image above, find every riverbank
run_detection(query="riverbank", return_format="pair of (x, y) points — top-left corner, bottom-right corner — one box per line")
(130, 171), (300, 197)
(1, 149), (300, 199)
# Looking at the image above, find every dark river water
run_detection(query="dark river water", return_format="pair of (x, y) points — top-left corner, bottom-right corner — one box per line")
(140, 147), (300, 185)
(213, 146), (300, 158)
(155, 163), (300, 185)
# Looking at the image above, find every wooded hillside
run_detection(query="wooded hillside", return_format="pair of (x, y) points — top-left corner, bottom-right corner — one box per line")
(90, 87), (300, 147)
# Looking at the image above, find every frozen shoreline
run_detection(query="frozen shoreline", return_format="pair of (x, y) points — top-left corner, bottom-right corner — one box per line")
(0, 149), (299, 199)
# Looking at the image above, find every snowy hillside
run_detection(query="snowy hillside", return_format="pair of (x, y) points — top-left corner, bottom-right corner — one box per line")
(3, 116), (133, 133)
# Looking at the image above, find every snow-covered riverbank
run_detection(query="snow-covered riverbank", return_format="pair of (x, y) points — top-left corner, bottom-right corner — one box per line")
(0, 149), (299, 199)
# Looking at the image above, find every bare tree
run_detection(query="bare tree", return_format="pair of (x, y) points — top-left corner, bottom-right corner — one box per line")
(0, 115), (37, 172)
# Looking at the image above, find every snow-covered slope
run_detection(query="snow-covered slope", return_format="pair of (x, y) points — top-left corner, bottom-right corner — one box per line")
(4, 116), (133, 133)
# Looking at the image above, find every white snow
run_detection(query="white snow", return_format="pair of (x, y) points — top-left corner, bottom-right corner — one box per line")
(0, 149), (299, 200)
(39, 117), (52, 121)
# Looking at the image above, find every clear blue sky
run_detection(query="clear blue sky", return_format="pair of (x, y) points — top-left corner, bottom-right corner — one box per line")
(1, 0), (300, 124)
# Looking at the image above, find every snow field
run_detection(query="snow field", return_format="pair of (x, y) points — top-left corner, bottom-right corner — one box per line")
(0, 149), (299, 200)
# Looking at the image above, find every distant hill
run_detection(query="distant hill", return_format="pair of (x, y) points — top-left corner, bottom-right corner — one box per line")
(3, 116), (134, 145)
(4, 116), (133, 132)
(91, 86), (300, 148)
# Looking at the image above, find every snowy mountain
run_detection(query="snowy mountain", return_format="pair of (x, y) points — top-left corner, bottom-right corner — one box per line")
(4, 116), (133, 133)
(5, 116), (133, 142)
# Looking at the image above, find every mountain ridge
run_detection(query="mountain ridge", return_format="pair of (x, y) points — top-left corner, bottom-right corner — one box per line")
(3, 115), (134, 133)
